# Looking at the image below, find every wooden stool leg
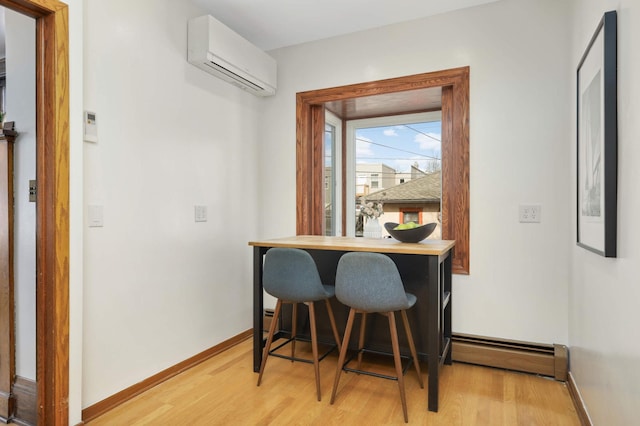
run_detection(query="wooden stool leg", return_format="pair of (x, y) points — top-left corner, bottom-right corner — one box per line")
(357, 312), (367, 370)
(291, 302), (297, 361)
(257, 300), (283, 386)
(325, 299), (341, 352)
(308, 301), (321, 401)
(401, 310), (423, 388)
(331, 308), (356, 404)
(388, 312), (408, 423)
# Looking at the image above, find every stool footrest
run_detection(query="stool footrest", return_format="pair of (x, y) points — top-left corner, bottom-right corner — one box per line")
(341, 348), (414, 381)
(269, 336), (337, 364)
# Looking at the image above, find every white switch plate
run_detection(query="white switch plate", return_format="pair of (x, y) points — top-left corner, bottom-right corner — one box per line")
(194, 205), (207, 222)
(88, 205), (104, 227)
(519, 204), (541, 223)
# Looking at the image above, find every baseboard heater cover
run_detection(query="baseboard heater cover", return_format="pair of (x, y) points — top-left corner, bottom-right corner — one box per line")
(452, 333), (568, 381)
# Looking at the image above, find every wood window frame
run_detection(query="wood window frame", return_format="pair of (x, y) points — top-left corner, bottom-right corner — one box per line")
(0, 0), (70, 424)
(296, 67), (470, 274)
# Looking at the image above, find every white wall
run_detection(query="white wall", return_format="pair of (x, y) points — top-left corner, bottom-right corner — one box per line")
(261, 0), (573, 344)
(75, 0), (640, 422)
(82, 0), (260, 407)
(570, 1), (640, 424)
(5, 7), (36, 381)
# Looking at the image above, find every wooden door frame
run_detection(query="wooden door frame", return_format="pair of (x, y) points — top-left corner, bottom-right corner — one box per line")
(0, 131), (17, 421)
(0, 0), (70, 424)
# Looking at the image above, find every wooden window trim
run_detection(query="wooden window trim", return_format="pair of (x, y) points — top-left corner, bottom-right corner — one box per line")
(296, 67), (470, 274)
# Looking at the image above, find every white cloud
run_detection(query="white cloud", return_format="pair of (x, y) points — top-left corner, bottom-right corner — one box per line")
(415, 133), (441, 151)
(383, 129), (398, 136)
(356, 135), (375, 157)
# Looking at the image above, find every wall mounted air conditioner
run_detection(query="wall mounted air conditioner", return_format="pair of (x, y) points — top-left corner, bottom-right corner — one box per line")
(187, 15), (277, 96)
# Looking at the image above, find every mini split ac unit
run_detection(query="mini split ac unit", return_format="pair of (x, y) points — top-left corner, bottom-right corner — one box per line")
(187, 15), (277, 96)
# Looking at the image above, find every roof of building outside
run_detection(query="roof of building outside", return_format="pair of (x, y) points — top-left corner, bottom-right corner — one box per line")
(364, 171), (441, 203)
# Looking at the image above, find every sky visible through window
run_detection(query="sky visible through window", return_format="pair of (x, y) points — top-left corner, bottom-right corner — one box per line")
(356, 121), (442, 174)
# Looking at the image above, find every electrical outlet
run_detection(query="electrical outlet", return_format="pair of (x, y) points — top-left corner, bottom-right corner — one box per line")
(519, 204), (541, 223)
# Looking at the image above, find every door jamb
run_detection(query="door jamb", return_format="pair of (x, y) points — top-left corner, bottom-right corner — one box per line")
(0, 0), (70, 424)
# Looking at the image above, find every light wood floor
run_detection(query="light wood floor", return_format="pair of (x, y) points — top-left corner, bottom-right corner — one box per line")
(87, 338), (581, 425)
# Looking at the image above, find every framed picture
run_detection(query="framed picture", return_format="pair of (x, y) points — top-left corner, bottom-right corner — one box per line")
(577, 10), (617, 257)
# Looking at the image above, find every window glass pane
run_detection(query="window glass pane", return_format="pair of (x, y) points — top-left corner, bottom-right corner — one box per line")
(0, 77), (5, 117)
(403, 211), (419, 223)
(324, 122), (335, 236)
(352, 114), (442, 238)
(370, 173), (379, 189)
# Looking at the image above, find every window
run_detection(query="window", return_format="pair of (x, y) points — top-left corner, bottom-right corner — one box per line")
(401, 209), (421, 224)
(296, 67), (470, 274)
(0, 78), (5, 117)
(345, 111), (441, 237)
(370, 174), (379, 189)
(0, 58), (5, 116)
(324, 111), (342, 236)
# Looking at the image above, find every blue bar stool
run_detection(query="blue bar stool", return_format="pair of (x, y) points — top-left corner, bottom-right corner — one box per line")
(257, 248), (342, 401)
(330, 252), (423, 423)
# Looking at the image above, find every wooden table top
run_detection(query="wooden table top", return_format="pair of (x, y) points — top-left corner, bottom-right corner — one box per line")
(249, 235), (455, 256)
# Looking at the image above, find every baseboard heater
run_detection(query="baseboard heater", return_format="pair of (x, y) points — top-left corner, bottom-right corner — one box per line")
(452, 333), (568, 381)
(263, 311), (568, 381)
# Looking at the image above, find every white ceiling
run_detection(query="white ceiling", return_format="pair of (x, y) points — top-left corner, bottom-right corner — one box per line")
(191, 0), (499, 51)
(0, 1), (499, 57)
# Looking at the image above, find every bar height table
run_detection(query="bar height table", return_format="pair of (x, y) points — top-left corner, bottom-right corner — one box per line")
(249, 235), (455, 412)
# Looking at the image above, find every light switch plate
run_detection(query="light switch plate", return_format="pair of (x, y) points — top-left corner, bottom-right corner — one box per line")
(195, 205), (207, 222)
(88, 205), (104, 227)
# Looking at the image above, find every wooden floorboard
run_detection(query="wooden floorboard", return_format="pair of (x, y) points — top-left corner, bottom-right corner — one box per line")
(86, 338), (581, 425)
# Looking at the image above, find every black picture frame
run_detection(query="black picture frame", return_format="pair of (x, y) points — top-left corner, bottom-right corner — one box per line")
(577, 10), (617, 258)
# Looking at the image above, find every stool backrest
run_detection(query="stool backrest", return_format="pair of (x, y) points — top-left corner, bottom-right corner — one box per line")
(335, 252), (411, 312)
(263, 248), (328, 302)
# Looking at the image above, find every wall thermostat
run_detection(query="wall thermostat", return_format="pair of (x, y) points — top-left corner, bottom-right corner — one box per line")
(84, 110), (98, 143)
